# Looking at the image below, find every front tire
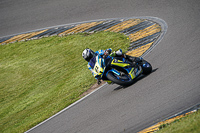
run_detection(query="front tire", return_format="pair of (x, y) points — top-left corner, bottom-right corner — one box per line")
(141, 60), (152, 75)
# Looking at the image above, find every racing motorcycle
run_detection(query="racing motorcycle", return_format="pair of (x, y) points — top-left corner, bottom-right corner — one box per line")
(93, 54), (152, 86)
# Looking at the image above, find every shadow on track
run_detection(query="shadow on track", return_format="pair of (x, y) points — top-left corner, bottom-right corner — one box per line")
(114, 68), (158, 91)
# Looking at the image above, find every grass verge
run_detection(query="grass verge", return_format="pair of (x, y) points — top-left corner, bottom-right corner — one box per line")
(0, 31), (130, 133)
(157, 110), (200, 133)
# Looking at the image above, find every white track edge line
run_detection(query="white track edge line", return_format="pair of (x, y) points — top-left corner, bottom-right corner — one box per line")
(24, 83), (107, 133)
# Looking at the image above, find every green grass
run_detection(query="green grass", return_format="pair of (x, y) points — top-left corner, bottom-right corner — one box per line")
(0, 31), (130, 133)
(157, 111), (200, 133)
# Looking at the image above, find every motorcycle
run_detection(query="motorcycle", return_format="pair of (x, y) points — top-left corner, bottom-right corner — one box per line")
(93, 54), (152, 86)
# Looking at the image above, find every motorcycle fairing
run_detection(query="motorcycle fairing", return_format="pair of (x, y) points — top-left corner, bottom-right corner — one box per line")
(110, 58), (136, 80)
(92, 55), (104, 78)
(91, 55), (137, 84)
(110, 58), (130, 68)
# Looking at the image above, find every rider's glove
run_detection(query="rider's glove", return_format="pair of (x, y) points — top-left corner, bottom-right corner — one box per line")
(104, 49), (111, 56)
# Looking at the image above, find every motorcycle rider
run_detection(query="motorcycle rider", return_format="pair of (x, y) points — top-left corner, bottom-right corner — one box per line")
(82, 48), (142, 84)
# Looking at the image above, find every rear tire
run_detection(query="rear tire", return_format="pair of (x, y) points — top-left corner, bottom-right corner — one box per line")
(107, 72), (134, 86)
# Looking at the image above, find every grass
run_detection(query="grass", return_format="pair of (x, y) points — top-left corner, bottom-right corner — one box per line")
(0, 31), (130, 133)
(157, 110), (200, 133)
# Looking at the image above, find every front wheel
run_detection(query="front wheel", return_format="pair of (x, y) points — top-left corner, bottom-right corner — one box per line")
(141, 60), (152, 75)
(106, 72), (134, 86)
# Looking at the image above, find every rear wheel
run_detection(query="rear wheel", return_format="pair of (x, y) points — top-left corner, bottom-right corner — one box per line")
(106, 72), (134, 86)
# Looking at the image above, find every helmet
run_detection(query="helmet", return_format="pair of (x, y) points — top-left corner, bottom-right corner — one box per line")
(82, 48), (96, 62)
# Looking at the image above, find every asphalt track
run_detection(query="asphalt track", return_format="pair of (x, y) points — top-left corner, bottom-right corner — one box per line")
(1, 0), (200, 133)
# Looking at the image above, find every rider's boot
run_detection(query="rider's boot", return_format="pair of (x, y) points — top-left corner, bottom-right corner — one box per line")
(124, 55), (143, 76)
(125, 55), (142, 64)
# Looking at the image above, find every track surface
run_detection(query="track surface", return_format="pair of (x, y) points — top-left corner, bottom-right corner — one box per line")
(1, 0), (200, 132)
